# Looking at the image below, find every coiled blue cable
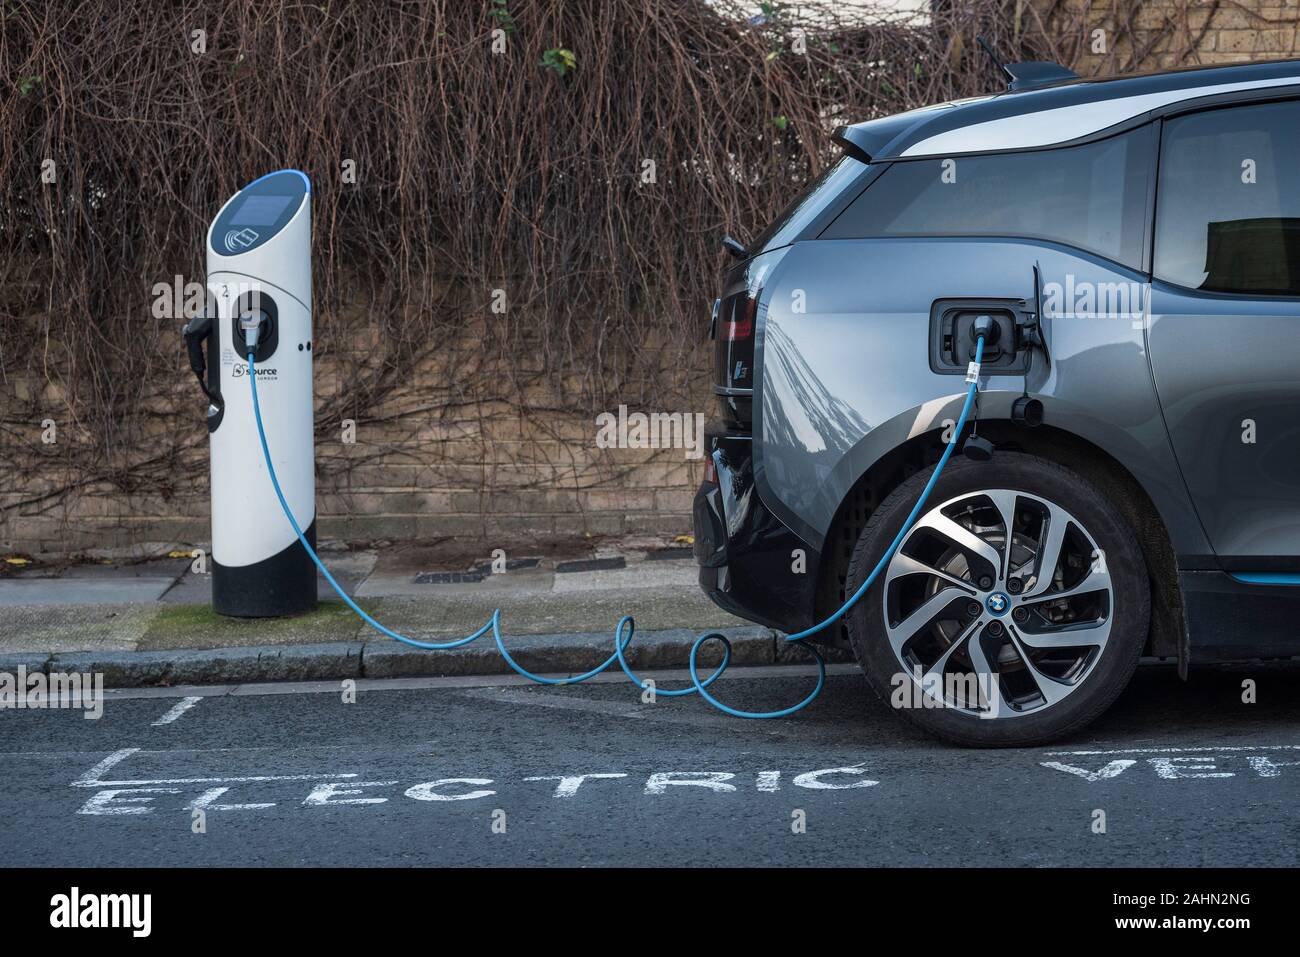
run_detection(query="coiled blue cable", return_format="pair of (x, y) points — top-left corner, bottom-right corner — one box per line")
(245, 337), (984, 718)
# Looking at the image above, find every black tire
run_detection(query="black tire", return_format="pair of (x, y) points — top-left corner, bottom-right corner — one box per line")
(845, 452), (1149, 747)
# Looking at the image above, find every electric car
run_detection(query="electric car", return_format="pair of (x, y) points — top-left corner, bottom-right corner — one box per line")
(694, 57), (1300, 746)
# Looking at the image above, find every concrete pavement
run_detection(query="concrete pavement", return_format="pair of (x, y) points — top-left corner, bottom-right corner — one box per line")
(0, 540), (845, 686)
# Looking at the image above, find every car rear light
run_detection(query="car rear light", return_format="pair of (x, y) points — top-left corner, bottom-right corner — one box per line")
(714, 292), (757, 394)
(723, 296), (756, 340)
(712, 253), (784, 431)
(703, 455), (717, 486)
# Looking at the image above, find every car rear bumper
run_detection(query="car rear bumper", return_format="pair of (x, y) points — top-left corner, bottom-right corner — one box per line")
(692, 429), (821, 636)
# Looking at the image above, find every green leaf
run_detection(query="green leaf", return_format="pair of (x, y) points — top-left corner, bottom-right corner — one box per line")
(18, 75), (41, 96)
(541, 47), (577, 77)
(489, 0), (515, 33)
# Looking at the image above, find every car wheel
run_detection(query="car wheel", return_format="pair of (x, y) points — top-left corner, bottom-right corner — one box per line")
(844, 452), (1149, 747)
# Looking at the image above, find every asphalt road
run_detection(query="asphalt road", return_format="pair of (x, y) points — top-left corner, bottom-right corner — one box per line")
(3, 659), (1299, 867)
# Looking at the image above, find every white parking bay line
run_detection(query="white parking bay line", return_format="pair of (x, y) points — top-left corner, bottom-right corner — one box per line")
(459, 687), (742, 730)
(151, 696), (203, 727)
(1044, 744), (1300, 756)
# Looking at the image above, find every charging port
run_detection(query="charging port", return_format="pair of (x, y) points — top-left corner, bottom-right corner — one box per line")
(929, 299), (1030, 376)
(231, 292), (280, 364)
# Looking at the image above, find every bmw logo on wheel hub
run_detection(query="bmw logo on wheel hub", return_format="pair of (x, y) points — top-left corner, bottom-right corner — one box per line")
(986, 592), (1011, 616)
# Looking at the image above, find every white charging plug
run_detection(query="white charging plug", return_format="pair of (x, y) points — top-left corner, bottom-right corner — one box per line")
(239, 309), (266, 353)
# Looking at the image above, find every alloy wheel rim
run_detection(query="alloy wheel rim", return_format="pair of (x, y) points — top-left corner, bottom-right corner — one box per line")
(881, 488), (1114, 719)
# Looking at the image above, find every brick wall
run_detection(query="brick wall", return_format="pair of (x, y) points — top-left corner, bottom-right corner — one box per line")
(1053, 0), (1298, 72)
(0, 322), (712, 558)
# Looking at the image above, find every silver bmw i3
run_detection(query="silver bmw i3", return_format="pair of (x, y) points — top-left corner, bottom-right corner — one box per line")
(694, 57), (1300, 746)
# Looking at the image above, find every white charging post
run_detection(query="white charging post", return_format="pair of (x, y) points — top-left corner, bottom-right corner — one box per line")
(199, 170), (316, 617)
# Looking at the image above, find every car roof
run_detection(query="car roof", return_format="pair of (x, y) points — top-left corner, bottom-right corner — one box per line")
(834, 58), (1300, 162)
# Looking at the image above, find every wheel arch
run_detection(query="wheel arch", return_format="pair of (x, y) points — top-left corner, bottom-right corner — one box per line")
(815, 421), (1187, 668)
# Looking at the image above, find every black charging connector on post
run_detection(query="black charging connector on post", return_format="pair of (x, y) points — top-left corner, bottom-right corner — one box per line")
(182, 314), (215, 400)
(182, 313), (224, 433)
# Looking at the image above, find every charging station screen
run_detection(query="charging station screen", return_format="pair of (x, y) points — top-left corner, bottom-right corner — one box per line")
(230, 194), (294, 227)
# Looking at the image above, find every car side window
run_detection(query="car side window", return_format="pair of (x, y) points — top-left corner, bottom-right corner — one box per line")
(820, 128), (1152, 269)
(1154, 99), (1300, 296)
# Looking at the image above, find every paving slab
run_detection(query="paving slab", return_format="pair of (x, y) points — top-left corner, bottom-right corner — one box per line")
(157, 572), (213, 605)
(0, 603), (158, 652)
(359, 587), (745, 641)
(550, 560), (697, 593)
(160, 550), (377, 604)
(355, 565), (555, 598)
(55, 557), (190, 580)
(0, 577), (178, 606)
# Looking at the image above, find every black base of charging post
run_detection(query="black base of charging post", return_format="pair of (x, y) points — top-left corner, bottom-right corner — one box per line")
(212, 519), (319, 618)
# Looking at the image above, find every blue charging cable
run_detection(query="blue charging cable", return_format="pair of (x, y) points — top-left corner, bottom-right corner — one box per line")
(246, 337), (985, 718)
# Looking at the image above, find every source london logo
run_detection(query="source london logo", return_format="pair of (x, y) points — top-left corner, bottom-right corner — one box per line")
(49, 887), (151, 937)
(232, 362), (276, 380)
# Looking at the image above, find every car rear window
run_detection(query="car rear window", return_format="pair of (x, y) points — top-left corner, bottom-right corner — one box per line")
(820, 127), (1153, 270)
(747, 156), (867, 255)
